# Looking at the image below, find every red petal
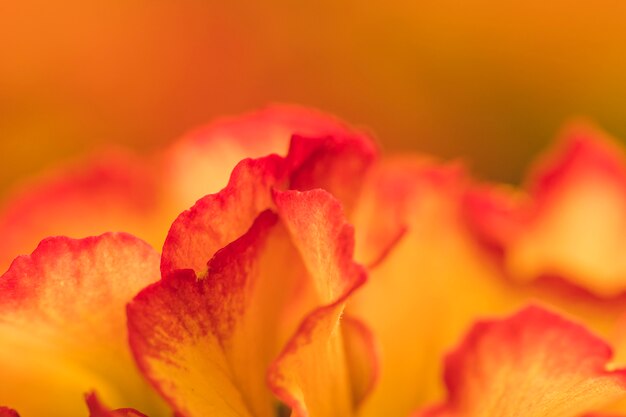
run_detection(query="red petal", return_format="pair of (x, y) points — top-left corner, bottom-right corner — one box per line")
(161, 132), (376, 277)
(466, 124), (626, 297)
(0, 407), (19, 417)
(163, 104), (371, 209)
(0, 233), (166, 416)
(413, 306), (626, 417)
(0, 151), (161, 272)
(267, 190), (367, 417)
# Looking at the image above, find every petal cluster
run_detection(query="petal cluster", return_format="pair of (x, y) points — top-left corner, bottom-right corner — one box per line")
(2, 108), (626, 417)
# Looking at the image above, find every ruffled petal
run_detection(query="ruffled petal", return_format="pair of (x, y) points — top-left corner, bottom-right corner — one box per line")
(413, 306), (626, 417)
(163, 105), (371, 209)
(161, 132), (376, 277)
(0, 106), (372, 277)
(0, 234), (167, 416)
(160, 156), (286, 277)
(466, 123), (626, 297)
(129, 189), (369, 417)
(267, 190), (367, 417)
(129, 212), (286, 417)
(0, 152), (162, 272)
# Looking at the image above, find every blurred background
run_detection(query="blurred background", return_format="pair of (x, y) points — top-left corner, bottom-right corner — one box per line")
(2, 0), (626, 194)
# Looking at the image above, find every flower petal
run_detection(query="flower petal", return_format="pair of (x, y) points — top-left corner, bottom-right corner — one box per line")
(350, 157), (514, 416)
(163, 104), (370, 209)
(85, 393), (148, 417)
(466, 123), (626, 297)
(129, 189), (368, 417)
(129, 212), (286, 417)
(0, 106), (373, 277)
(341, 315), (381, 409)
(161, 132), (376, 277)
(160, 156), (286, 277)
(0, 233), (166, 416)
(0, 152), (162, 272)
(0, 407), (19, 417)
(413, 306), (626, 417)
(267, 189), (367, 417)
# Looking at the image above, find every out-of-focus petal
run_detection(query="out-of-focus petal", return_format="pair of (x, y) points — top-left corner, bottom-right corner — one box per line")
(466, 123), (626, 297)
(161, 132), (376, 277)
(0, 407), (19, 417)
(267, 190), (367, 417)
(163, 104), (374, 209)
(351, 157), (519, 416)
(0, 106), (373, 277)
(0, 152), (162, 272)
(413, 306), (626, 417)
(0, 234), (167, 417)
(85, 393), (148, 417)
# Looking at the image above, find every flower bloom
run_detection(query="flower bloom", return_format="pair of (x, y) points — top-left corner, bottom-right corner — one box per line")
(2, 108), (626, 416)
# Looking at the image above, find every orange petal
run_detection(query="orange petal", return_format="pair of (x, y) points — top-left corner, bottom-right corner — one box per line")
(267, 190), (367, 417)
(161, 155), (285, 276)
(467, 123), (626, 297)
(161, 132), (376, 277)
(163, 104), (372, 210)
(129, 189), (368, 417)
(350, 157), (515, 416)
(413, 306), (626, 417)
(129, 212), (286, 417)
(0, 234), (167, 416)
(0, 106), (373, 277)
(341, 315), (381, 409)
(0, 151), (162, 272)
(85, 393), (148, 417)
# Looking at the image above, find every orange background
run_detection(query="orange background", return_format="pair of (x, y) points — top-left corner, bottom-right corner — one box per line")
(2, 0), (626, 193)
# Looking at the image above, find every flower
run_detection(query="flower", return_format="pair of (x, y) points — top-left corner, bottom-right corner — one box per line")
(3, 107), (626, 416)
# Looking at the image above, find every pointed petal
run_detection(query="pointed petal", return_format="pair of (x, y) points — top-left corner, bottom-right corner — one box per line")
(0, 234), (166, 416)
(413, 306), (626, 417)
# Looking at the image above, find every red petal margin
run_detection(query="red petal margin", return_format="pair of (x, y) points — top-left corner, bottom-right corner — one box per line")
(0, 407), (19, 417)
(161, 133), (376, 277)
(412, 305), (626, 417)
(160, 155), (286, 276)
(85, 393), (148, 417)
(163, 104), (374, 209)
(128, 211), (282, 417)
(0, 233), (165, 416)
(267, 190), (368, 417)
(465, 123), (626, 297)
(0, 151), (160, 272)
